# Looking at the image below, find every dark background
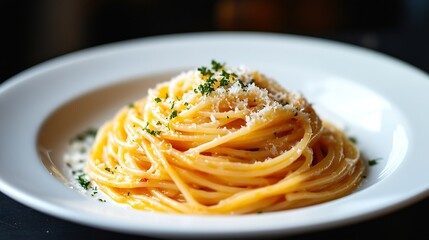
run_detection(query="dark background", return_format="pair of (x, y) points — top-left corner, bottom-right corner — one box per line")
(1, 0), (429, 239)
(1, 0), (429, 83)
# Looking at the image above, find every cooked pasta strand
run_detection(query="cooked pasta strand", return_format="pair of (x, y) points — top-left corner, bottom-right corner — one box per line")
(86, 61), (365, 214)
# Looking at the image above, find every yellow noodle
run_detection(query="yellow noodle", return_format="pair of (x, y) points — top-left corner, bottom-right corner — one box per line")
(86, 61), (365, 214)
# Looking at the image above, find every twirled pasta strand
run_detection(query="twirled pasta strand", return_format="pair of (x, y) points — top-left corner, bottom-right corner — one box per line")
(86, 63), (365, 214)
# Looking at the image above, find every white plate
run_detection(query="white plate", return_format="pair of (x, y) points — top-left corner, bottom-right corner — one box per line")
(1, 32), (429, 239)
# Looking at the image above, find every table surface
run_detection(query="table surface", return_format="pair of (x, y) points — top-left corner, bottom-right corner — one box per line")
(1, 28), (429, 240)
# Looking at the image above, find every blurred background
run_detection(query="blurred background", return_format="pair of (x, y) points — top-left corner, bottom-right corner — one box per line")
(1, 0), (429, 83)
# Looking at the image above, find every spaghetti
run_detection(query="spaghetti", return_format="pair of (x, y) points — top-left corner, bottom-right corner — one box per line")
(86, 60), (365, 214)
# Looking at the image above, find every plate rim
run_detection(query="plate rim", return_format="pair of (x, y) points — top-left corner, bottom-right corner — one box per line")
(1, 31), (429, 238)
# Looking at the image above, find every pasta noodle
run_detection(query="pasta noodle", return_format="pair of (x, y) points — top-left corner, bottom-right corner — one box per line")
(86, 60), (365, 214)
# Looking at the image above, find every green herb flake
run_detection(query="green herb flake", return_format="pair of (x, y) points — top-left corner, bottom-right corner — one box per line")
(145, 129), (161, 135)
(72, 169), (83, 175)
(220, 70), (231, 79)
(154, 97), (162, 103)
(196, 77), (218, 96)
(72, 128), (98, 142)
(169, 110), (178, 119)
(143, 122), (161, 135)
(195, 60), (231, 96)
(87, 128), (97, 137)
(211, 60), (225, 71)
(77, 174), (91, 190)
(198, 66), (212, 76)
(368, 158), (381, 166)
(280, 101), (289, 107)
(349, 136), (357, 144)
(128, 103), (135, 108)
(219, 77), (229, 87)
(237, 79), (247, 90)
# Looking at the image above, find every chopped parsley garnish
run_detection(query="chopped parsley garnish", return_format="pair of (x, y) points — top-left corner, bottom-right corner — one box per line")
(220, 70), (231, 79)
(90, 186), (99, 196)
(198, 66), (212, 76)
(71, 128), (98, 142)
(169, 110), (178, 119)
(143, 122), (161, 135)
(146, 129), (161, 135)
(368, 158), (381, 166)
(154, 97), (162, 103)
(72, 169), (83, 175)
(237, 79), (247, 90)
(171, 101), (175, 109)
(197, 77), (217, 96)
(211, 60), (225, 71)
(219, 70), (235, 87)
(194, 60), (230, 95)
(128, 103), (135, 108)
(348, 136), (357, 144)
(194, 60), (254, 96)
(77, 174), (91, 190)
(220, 79), (229, 87)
